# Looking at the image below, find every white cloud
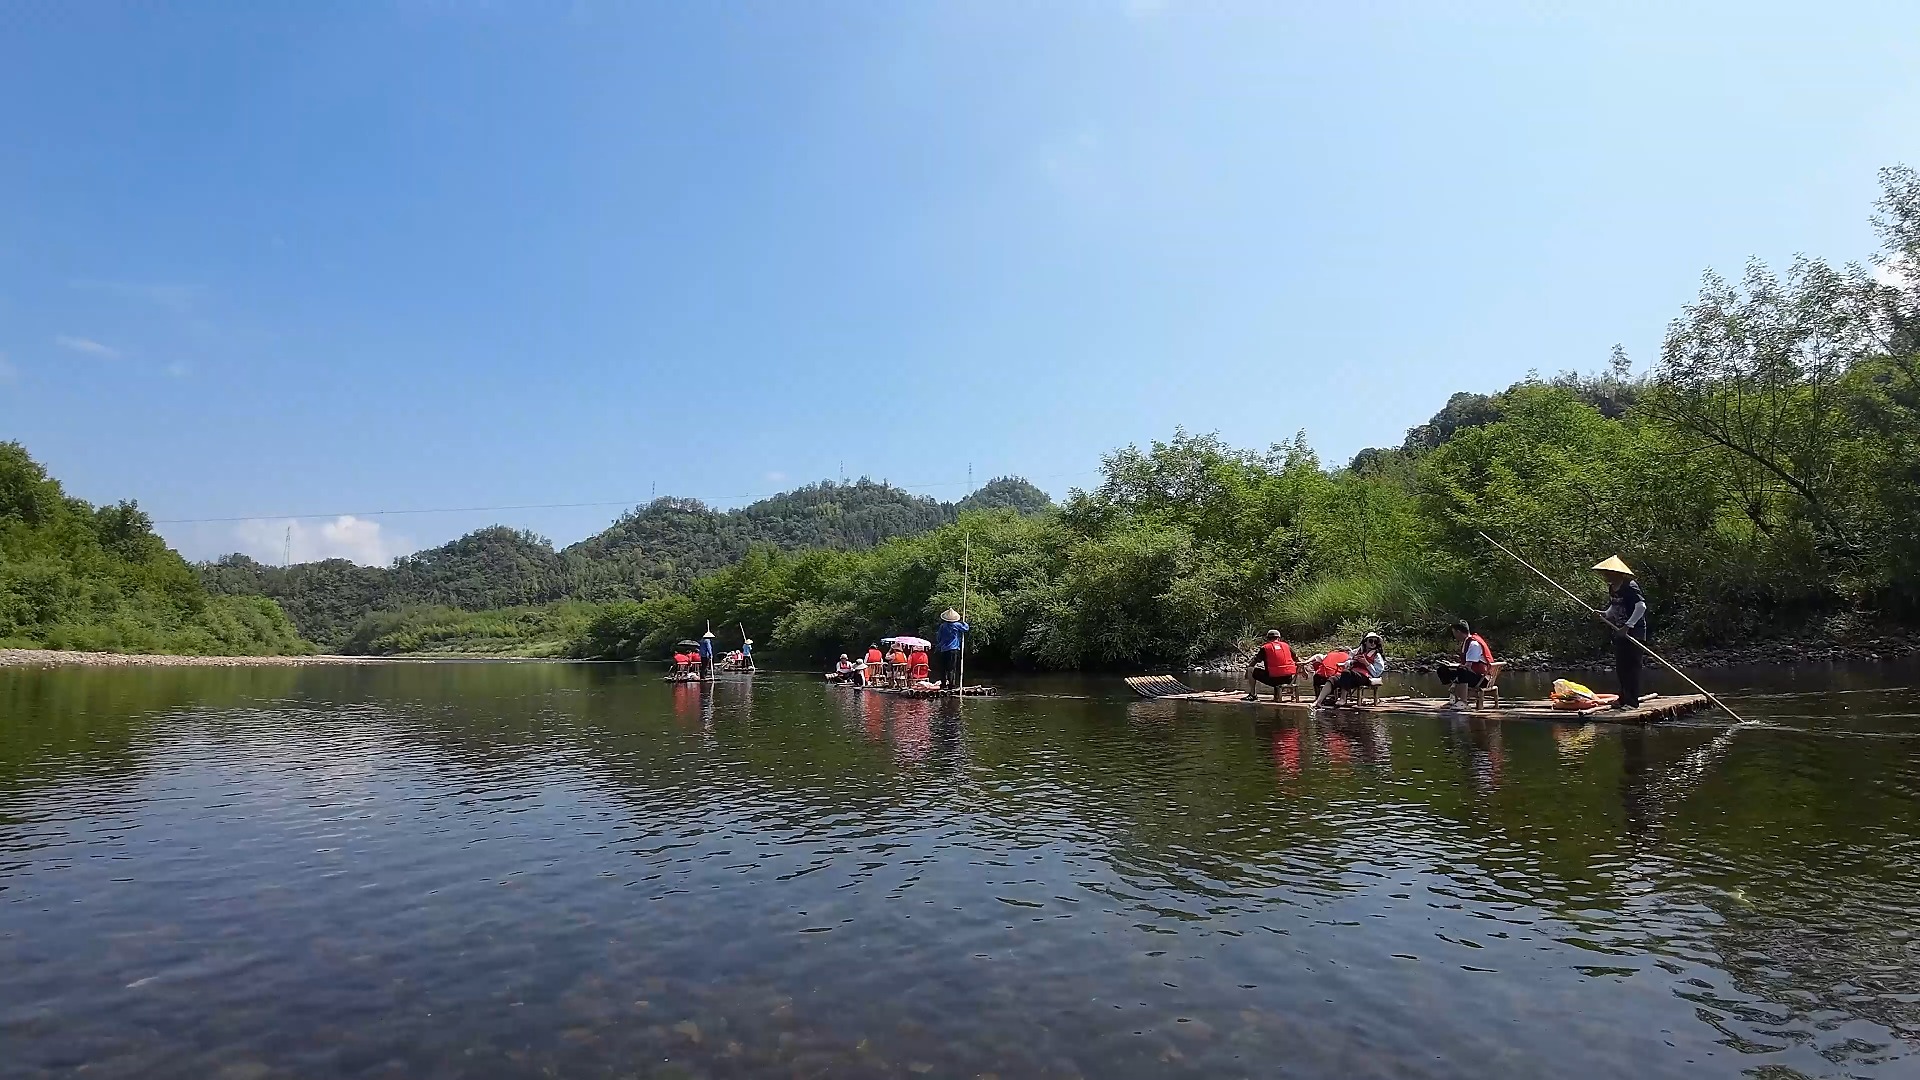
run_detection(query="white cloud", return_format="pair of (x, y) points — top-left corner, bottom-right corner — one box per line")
(764, 470), (788, 485)
(55, 334), (123, 359)
(231, 515), (412, 567)
(1873, 259), (1914, 292)
(165, 361), (192, 379)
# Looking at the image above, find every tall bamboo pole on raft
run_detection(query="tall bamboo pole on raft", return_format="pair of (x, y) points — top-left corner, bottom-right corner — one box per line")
(958, 535), (969, 694)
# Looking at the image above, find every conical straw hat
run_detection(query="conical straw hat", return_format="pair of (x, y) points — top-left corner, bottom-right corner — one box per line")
(940, 608), (962, 622)
(1591, 555), (1634, 575)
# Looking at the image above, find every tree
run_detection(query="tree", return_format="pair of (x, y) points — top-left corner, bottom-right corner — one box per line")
(0, 443), (307, 654)
(1644, 256), (1880, 561)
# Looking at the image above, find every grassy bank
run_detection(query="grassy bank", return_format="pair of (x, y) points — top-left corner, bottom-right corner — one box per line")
(337, 602), (601, 657)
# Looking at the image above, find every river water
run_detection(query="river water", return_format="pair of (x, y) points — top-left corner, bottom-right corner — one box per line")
(1, 662), (1916, 1079)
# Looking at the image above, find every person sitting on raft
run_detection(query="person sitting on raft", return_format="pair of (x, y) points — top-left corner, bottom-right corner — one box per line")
(907, 645), (932, 685)
(1314, 633), (1386, 707)
(1243, 630), (1299, 702)
(834, 654), (857, 682)
(1441, 619), (1496, 710)
(865, 643), (885, 683)
(887, 643), (909, 687)
(671, 649), (691, 675)
(1305, 650), (1344, 703)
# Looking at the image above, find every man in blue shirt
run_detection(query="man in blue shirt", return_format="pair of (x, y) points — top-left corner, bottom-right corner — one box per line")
(935, 608), (969, 690)
(740, 637), (753, 672)
(1593, 556), (1649, 708)
(698, 631), (715, 680)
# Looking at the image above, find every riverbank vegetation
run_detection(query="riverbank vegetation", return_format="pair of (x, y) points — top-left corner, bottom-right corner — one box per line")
(338, 602), (601, 657)
(0, 443), (308, 655)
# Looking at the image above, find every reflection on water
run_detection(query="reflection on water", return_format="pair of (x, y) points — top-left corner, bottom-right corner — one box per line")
(2, 662), (1918, 1079)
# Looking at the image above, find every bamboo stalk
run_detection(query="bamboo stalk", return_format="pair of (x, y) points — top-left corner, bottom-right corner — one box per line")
(958, 536), (969, 694)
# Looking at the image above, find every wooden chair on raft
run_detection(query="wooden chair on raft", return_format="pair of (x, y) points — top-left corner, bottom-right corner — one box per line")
(1471, 662), (1505, 710)
(1351, 677), (1381, 706)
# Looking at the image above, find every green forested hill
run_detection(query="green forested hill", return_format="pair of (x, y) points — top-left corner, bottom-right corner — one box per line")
(201, 477), (1055, 648)
(0, 443), (307, 654)
(956, 477), (1054, 514)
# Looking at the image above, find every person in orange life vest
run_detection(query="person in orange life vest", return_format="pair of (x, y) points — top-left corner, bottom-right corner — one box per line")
(672, 650), (690, 674)
(1442, 619), (1496, 710)
(1306, 649), (1348, 702)
(1243, 630), (1300, 702)
(864, 644), (884, 686)
(887, 645), (909, 687)
(1315, 633), (1385, 707)
(907, 646), (931, 683)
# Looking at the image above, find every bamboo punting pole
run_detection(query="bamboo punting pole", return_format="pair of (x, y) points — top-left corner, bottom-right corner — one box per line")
(1477, 531), (1747, 724)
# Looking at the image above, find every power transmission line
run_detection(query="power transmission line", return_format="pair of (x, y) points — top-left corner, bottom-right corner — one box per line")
(151, 469), (1102, 525)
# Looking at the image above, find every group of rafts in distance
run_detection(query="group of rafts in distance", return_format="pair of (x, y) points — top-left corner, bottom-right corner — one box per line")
(664, 554), (1725, 724)
(665, 625), (756, 683)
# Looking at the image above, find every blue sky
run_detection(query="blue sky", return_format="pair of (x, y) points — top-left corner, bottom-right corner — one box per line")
(3, 1), (1917, 565)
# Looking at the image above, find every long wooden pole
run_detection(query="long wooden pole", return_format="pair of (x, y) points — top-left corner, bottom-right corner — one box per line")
(1477, 531), (1748, 723)
(958, 536), (969, 694)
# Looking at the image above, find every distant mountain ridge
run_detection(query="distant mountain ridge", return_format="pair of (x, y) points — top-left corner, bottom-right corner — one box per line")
(201, 476), (1053, 648)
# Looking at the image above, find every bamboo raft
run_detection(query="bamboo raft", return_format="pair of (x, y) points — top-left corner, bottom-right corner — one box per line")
(850, 683), (995, 698)
(1124, 676), (1708, 725)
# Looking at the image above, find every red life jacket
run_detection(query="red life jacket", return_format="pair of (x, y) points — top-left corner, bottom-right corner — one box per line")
(908, 650), (930, 679)
(1315, 650), (1349, 679)
(1461, 633), (1495, 676)
(866, 648), (884, 666)
(672, 652), (688, 666)
(1261, 640), (1297, 677)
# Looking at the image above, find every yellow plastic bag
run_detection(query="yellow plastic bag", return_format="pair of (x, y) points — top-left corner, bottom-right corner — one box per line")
(1550, 678), (1614, 710)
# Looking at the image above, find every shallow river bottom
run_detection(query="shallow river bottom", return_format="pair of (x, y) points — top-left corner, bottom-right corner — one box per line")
(2, 662), (1917, 1079)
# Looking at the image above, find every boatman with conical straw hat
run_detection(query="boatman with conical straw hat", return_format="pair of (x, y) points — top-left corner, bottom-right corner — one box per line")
(1592, 556), (1649, 708)
(936, 608), (969, 691)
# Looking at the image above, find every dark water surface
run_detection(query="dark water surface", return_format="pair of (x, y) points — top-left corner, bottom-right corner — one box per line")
(2, 662), (1918, 1079)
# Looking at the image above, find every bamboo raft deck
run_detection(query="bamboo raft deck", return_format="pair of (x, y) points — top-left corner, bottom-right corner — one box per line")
(1124, 676), (1708, 725)
(841, 683), (996, 698)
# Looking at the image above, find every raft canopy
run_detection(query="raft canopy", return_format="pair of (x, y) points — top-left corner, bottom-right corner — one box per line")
(882, 635), (932, 650)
